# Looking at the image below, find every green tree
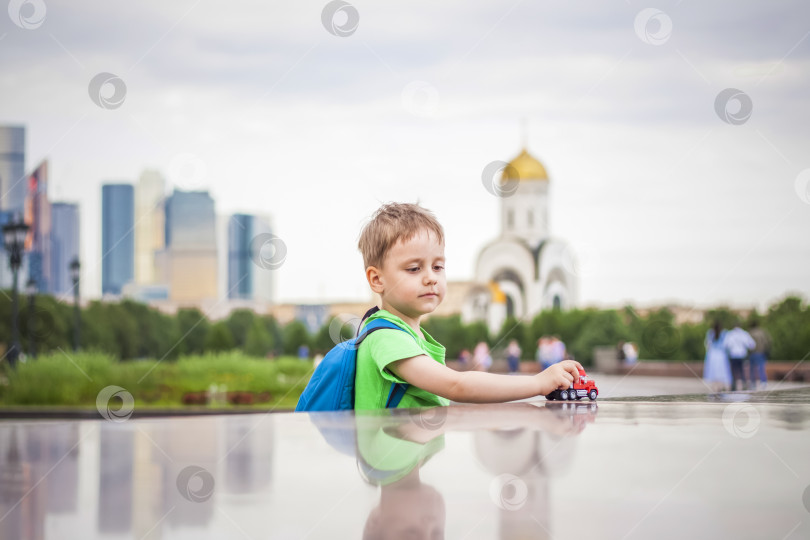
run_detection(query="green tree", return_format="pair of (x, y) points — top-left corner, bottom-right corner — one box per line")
(204, 322), (235, 352)
(703, 307), (742, 331)
(569, 309), (629, 364)
(19, 295), (72, 355)
(176, 308), (210, 355)
(494, 316), (528, 357)
(422, 314), (468, 360)
(464, 320), (490, 349)
(245, 318), (273, 357)
(226, 309), (257, 349)
(313, 316), (356, 354)
(765, 296), (810, 360)
(282, 320), (310, 356)
(263, 316), (283, 355)
(638, 308), (680, 360)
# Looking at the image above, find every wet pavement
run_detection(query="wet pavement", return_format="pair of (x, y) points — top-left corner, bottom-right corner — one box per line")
(1, 381), (809, 539)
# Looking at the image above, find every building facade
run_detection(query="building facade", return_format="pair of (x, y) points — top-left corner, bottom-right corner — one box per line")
(0, 125), (26, 214)
(160, 189), (217, 303)
(0, 126), (26, 289)
(25, 160), (51, 293)
(101, 184), (135, 295)
(49, 202), (80, 297)
(134, 169), (166, 285)
(227, 213), (273, 302)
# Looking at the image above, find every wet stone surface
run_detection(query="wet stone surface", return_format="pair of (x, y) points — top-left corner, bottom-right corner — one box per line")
(1, 387), (809, 539)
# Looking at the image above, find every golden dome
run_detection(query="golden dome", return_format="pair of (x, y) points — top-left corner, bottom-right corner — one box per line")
(501, 148), (548, 181)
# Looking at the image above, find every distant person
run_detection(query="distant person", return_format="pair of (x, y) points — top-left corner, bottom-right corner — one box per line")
(703, 321), (731, 392)
(748, 321), (772, 390)
(617, 340), (627, 364)
(506, 339), (522, 374)
(536, 336), (554, 370)
(725, 324), (756, 391)
(472, 341), (493, 372)
(622, 341), (639, 365)
(351, 202), (582, 410)
(550, 335), (567, 365)
(297, 344), (310, 360)
(457, 348), (471, 370)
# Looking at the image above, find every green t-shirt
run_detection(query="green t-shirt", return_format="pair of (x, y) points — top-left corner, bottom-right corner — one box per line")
(354, 310), (449, 410)
(355, 414), (446, 485)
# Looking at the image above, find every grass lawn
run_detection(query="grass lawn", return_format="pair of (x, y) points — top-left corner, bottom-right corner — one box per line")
(0, 352), (313, 412)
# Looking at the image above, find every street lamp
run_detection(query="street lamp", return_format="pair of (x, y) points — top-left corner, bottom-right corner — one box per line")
(69, 257), (81, 352)
(26, 278), (37, 359)
(2, 217), (30, 369)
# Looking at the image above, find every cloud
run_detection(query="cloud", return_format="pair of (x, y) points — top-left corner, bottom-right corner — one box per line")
(2, 0), (809, 308)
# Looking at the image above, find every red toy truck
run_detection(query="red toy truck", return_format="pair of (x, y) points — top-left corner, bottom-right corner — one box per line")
(545, 368), (598, 401)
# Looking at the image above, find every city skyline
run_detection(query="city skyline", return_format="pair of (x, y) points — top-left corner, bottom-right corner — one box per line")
(2, 1), (809, 311)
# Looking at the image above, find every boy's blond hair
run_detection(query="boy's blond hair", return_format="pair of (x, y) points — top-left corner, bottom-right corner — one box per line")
(358, 202), (445, 269)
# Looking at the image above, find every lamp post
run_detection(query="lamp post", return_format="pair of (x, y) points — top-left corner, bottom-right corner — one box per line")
(69, 257), (81, 352)
(26, 278), (37, 359)
(2, 218), (30, 369)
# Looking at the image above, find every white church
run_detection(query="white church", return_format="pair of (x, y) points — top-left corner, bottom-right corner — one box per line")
(460, 147), (578, 335)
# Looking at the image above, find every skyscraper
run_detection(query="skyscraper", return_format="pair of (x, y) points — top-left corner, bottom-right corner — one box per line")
(161, 189), (217, 302)
(50, 202), (80, 296)
(0, 125), (26, 214)
(101, 184), (134, 295)
(25, 160), (51, 292)
(0, 126), (26, 289)
(134, 169), (165, 285)
(227, 213), (273, 302)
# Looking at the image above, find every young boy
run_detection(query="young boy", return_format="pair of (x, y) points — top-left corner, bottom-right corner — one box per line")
(354, 202), (582, 410)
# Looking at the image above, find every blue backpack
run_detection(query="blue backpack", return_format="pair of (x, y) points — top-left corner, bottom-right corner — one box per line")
(294, 318), (410, 412)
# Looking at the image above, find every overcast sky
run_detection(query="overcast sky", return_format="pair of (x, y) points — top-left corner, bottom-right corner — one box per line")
(2, 0), (809, 310)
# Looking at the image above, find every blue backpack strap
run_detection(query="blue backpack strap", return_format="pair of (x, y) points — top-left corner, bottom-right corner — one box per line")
(386, 382), (409, 408)
(357, 317), (412, 409)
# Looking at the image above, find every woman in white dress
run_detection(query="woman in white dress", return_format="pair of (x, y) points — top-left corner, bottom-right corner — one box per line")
(703, 321), (731, 392)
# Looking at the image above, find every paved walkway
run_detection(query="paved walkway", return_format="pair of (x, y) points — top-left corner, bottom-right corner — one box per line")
(590, 371), (810, 399)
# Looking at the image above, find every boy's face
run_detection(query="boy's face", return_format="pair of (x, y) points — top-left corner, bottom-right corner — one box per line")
(368, 229), (446, 327)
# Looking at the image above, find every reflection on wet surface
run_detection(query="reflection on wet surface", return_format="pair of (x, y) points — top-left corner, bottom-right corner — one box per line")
(606, 385), (810, 405)
(1, 394), (809, 539)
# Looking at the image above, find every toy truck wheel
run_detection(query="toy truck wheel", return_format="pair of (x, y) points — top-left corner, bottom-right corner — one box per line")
(588, 389), (598, 400)
(560, 389), (569, 400)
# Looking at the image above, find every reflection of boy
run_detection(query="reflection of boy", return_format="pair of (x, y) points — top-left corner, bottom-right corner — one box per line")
(355, 203), (582, 410)
(356, 415), (446, 540)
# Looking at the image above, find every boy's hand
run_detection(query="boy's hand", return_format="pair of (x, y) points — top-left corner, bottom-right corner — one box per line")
(535, 360), (583, 396)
